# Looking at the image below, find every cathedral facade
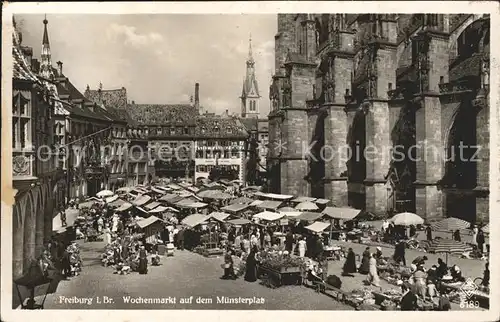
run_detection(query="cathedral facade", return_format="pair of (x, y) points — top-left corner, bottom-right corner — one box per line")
(268, 14), (490, 223)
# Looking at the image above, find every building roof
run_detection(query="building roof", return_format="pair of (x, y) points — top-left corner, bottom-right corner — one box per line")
(240, 118), (258, 132)
(85, 87), (128, 110)
(12, 30), (39, 83)
(126, 103), (198, 126)
(195, 116), (248, 139)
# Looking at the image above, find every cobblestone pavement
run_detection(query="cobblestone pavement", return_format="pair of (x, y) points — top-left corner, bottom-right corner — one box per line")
(43, 240), (352, 310)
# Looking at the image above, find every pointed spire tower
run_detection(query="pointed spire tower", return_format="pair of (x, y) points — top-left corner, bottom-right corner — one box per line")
(240, 34), (260, 118)
(40, 15), (55, 80)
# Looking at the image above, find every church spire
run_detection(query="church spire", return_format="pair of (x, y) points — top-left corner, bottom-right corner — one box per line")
(40, 15), (54, 79)
(246, 34), (254, 67)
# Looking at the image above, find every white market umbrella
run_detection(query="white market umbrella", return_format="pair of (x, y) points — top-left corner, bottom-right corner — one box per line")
(389, 212), (424, 226)
(96, 190), (114, 198)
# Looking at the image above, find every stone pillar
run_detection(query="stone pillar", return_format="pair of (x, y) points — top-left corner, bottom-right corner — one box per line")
(281, 109), (309, 196)
(414, 30), (449, 222)
(44, 188), (54, 242)
(364, 38), (396, 216)
(35, 187), (45, 257)
(365, 101), (391, 215)
(23, 193), (36, 270)
(474, 82), (489, 224)
(13, 203), (24, 278)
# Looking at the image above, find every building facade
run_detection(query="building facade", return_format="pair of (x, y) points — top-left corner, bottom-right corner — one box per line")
(12, 18), (65, 278)
(194, 116), (248, 182)
(268, 14), (490, 223)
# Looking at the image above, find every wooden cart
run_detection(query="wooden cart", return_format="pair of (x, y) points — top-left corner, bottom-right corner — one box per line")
(258, 265), (302, 288)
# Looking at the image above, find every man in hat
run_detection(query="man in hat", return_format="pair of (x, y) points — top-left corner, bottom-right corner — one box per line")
(400, 282), (418, 311)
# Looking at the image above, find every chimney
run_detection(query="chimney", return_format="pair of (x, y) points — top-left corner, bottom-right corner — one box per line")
(56, 61), (63, 76)
(194, 83), (200, 111)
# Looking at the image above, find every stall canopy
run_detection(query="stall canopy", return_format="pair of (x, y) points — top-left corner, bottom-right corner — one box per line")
(109, 198), (127, 207)
(280, 211), (303, 218)
(253, 211), (285, 221)
(145, 201), (161, 210)
(305, 221), (331, 233)
(78, 200), (97, 209)
(182, 214), (208, 228)
(149, 206), (179, 213)
(322, 207), (361, 220)
(314, 198), (331, 205)
(226, 218), (252, 225)
(264, 193), (294, 201)
(221, 203), (250, 213)
(132, 195), (152, 206)
(431, 217), (471, 232)
(159, 194), (184, 203)
(278, 206), (296, 212)
(229, 197), (254, 205)
(136, 215), (163, 229)
(116, 202), (133, 212)
(242, 185), (261, 191)
(105, 195), (119, 203)
(296, 211), (324, 222)
(253, 191), (268, 198)
(167, 183), (182, 190)
(257, 200), (283, 211)
(184, 202), (208, 209)
(292, 196), (317, 203)
(136, 206), (149, 214)
(390, 212), (424, 226)
(249, 200), (264, 207)
(208, 212), (231, 222)
(116, 187), (131, 193)
(151, 187), (167, 194)
(186, 186), (199, 193)
(295, 201), (319, 211)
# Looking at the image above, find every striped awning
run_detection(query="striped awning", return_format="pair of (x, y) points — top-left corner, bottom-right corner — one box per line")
(431, 217), (471, 232)
(428, 238), (473, 255)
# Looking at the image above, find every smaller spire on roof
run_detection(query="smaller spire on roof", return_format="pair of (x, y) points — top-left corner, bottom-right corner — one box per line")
(247, 33), (254, 65)
(42, 14), (49, 45)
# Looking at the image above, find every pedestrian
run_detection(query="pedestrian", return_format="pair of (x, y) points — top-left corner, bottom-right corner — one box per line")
(221, 249), (236, 280)
(436, 258), (448, 279)
(103, 224), (112, 245)
(138, 246), (148, 275)
(297, 237), (306, 258)
(365, 253), (380, 287)
(471, 225), (478, 247)
(263, 231), (271, 249)
(409, 225), (416, 238)
(425, 225), (433, 241)
(97, 216), (104, 233)
(177, 227), (185, 250)
(476, 228), (485, 255)
(400, 283), (418, 311)
(393, 241), (406, 266)
(285, 230), (294, 253)
(60, 206), (67, 227)
(453, 229), (461, 242)
(244, 245), (258, 282)
(359, 247), (370, 274)
(342, 248), (357, 276)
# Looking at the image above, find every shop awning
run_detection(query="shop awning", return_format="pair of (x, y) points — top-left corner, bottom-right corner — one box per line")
(256, 200), (283, 210)
(136, 215), (163, 229)
(249, 200), (264, 207)
(116, 202), (133, 212)
(149, 206), (179, 213)
(208, 212), (231, 222)
(314, 198), (331, 205)
(296, 211), (324, 222)
(182, 214), (209, 228)
(322, 207), (361, 220)
(151, 187), (167, 194)
(145, 201), (161, 210)
(253, 211), (284, 221)
(132, 195), (151, 206)
(226, 218), (252, 226)
(305, 221), (331, 233)
(292, 196), (317, 203)
(221, 203), (250, 213)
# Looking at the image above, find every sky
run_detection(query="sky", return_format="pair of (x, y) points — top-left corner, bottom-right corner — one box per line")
(15, 14), (277, 116)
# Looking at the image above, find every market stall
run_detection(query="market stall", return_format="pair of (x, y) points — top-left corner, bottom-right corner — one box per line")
(257, 250), (305, 288)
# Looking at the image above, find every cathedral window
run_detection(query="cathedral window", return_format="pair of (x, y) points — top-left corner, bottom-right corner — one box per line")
(12, 92), (31, 150)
